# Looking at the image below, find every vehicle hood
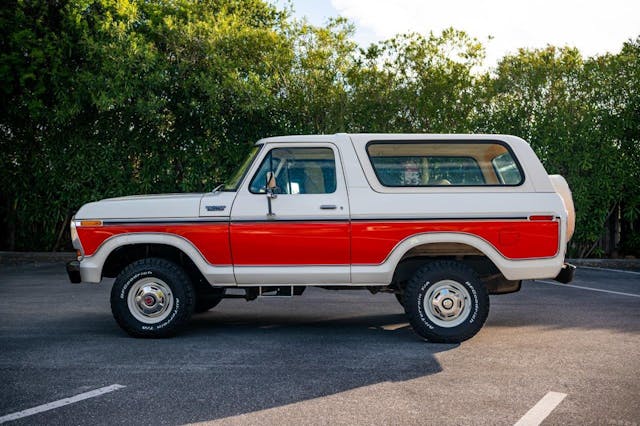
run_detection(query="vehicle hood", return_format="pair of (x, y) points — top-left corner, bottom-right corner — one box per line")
(75, 193), (207, 220)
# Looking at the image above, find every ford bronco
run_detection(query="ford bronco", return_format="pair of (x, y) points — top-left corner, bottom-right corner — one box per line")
(67, 134), (575, 342)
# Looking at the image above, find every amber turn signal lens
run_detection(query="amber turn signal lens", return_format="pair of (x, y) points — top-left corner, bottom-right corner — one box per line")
(79, 220), (103, 227)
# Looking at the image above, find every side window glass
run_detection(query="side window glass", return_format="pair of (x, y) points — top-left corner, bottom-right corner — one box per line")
(370, 156), (485, 185)
(367, 141), (523, 186)
(249, 147), (337, 194)
(492, 152), (522, 185)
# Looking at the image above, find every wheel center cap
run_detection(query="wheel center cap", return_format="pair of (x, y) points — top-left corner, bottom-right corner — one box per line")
(144, 295), (155, 306)
(442, 298), (454, 309)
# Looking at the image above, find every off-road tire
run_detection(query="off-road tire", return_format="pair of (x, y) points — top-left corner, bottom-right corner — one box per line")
(110, 258), (195, 338)
(404, 260), (489, 343)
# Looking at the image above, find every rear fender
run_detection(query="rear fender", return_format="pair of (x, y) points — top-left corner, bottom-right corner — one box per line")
(352, 232), (564, 284)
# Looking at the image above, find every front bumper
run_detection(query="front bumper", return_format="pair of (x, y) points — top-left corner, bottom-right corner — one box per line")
(554, 263), (576, 284)
(66, 260), (82, 283)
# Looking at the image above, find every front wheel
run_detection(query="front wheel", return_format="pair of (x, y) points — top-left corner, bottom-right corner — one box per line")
(110, 258), (195, 338)
(404, 260), (489, 343)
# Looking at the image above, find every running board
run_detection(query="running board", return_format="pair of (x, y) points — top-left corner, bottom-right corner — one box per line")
(258, 286), (306, 298)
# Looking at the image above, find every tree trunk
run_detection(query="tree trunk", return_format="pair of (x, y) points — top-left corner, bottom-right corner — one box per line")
(584, 202), (618, 258)
(52, 212), (71, 252)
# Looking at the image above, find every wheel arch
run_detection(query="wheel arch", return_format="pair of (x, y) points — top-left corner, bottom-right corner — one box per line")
(89, 233), (212, 284)
(387, 232), (510, 286)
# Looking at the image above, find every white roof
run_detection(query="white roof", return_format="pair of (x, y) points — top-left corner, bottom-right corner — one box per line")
(255, 134), (343, 145)
(255, 133), (527, 145)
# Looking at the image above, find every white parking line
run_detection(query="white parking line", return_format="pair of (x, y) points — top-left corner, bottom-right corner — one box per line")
(514, 391), (567, 426)
(0, 384), (126, 424)
(537, 280), (640, 298)
(577, 265), (640, 276)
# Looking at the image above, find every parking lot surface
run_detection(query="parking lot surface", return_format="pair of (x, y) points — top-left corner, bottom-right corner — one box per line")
(1, 264), (639, 425)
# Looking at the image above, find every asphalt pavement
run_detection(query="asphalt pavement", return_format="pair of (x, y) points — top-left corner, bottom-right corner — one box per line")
(0, 263), (638, 425)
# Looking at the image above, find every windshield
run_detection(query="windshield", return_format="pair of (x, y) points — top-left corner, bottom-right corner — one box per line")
(223, 146), (260, 191)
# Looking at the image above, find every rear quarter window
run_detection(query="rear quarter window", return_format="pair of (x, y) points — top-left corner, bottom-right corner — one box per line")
(366, 141), (524, 187)
(492, 152), (522, 185)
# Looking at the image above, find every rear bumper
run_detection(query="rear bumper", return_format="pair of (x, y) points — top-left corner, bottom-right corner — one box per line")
(66, 260), (82, 283)
(554, 263), (576, 284)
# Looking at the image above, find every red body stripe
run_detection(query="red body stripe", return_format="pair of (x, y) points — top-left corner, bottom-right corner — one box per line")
(77, 219), (559, 266)
(229, 222), (351, 265)
(77, 224), (233, 264)
(351, 220), (559, 263)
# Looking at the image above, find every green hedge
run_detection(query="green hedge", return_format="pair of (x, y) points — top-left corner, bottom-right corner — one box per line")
(1, 1), (638, 256)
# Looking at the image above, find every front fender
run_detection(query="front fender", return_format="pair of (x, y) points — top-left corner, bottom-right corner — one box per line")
(78, 233), (235, 285)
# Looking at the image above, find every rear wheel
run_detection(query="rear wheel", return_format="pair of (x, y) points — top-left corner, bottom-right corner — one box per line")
(110, 258), (195, 338)
(404, 260), (489, 343)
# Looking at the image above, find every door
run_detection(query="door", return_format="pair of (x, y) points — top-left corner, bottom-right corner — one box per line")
(230, 143), (351, 285)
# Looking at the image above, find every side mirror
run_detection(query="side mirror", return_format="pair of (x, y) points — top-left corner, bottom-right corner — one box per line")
(266, 172), (277, 191)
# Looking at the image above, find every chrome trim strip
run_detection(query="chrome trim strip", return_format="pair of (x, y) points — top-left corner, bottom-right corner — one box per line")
(100, 218), (229, 225)
(349, 216), (528, 222)
(90, 216), (542, 226)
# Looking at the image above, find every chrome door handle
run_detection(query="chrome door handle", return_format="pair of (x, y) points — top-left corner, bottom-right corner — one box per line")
(320, 205), (337, 210)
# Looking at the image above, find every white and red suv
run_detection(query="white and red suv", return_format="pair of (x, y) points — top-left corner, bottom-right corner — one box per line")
(67, 134), (575, 342)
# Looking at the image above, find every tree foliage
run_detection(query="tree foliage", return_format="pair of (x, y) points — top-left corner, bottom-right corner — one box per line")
(1, 0), (638, 255)
(475, 43), (640, 256)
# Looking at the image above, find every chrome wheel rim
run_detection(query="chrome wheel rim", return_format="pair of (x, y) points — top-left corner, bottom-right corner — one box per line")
(127, 277), (174, 324)
(423, 280), (471, 328)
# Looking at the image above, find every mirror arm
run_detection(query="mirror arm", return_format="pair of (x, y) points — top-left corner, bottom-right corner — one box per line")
(265, 170), (277, 217)
(266, 188), (276, 216)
